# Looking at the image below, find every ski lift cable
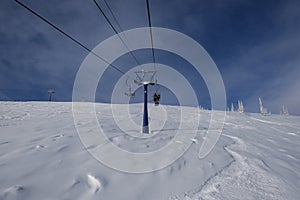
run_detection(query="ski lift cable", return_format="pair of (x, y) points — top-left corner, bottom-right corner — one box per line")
(145, 0), (156, 70)
(15, 0), (134, 80)
(93, 0), (141, 66)
(102, 0), (143, 70)
(102, 0), (125, 35)
(155, 83), (160, 93)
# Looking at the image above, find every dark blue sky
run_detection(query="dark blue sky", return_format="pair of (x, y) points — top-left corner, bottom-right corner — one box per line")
(1, 0), (300, 114)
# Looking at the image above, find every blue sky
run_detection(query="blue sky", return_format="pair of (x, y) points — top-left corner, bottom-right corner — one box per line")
(1, 0), (300, 115)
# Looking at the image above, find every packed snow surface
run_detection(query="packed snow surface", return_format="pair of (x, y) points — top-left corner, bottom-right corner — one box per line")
(0, 102), (299, 200)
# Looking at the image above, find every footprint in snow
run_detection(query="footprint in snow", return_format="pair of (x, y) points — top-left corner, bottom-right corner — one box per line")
(0, 185), (29, 200)
(35, 144), (46, 149)
(0, 141), (9, 145)
(52, 134), (65, 141)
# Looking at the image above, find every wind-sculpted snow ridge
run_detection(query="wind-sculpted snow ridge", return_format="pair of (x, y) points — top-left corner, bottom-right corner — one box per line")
(0, 102), (299, 200)
(177, 136), (289, 200)
(170, 113), (300, 200)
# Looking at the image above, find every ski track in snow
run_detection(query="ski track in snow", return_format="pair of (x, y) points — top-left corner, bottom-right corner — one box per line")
(181, 135), (287, 200)
(0, 102), (299, 200)
(170, 113), (300, 200)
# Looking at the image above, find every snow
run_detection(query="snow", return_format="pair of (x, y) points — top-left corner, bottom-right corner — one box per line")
(0, 102), (299, 200)
(86, 174), (102, 194)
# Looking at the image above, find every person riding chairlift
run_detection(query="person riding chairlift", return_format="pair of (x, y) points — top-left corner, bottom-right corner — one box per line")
(153, 92), (160, 106)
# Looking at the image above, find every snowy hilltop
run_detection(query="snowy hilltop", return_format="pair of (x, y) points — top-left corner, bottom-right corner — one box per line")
(0, 102), (299, 200)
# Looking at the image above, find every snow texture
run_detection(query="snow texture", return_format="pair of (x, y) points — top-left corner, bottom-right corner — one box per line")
(0, 102), (299, 200)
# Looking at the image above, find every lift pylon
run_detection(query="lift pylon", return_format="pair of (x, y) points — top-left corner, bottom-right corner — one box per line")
(133, 69), (157, 134)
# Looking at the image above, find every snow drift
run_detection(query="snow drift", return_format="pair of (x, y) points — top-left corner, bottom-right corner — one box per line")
(0, 102), (299, 200)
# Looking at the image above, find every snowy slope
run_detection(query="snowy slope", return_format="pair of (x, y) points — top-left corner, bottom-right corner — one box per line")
(0, 102), (299, 200)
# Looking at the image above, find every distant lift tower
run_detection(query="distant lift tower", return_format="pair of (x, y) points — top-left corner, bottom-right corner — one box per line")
(134, 69), (157, 134)
(48, 89), (55, 102)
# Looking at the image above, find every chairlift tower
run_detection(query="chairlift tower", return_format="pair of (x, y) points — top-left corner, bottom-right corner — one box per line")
(48, 89), (55, 102)
(134, 69), (157, 134)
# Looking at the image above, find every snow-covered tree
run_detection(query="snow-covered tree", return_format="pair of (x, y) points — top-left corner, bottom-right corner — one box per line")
(238, 100), (244, 113)
(280, 105), (289, 115)
(231, 103), (235, 112)
(259, 97), (268, 115)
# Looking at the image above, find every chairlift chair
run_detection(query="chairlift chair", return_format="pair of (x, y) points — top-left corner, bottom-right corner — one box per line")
(124, 78), (135, 97)
(153, 93), (160, 106)
(153, 84), (161, 106)
(125, 87), (135, 97)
